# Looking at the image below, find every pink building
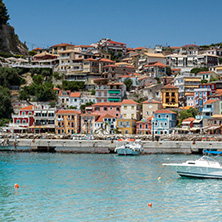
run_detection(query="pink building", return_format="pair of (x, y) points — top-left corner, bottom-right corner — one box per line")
(91, 102), (122, 118)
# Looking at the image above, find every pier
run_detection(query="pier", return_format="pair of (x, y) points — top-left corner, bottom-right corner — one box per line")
(0, 139), (221, 154)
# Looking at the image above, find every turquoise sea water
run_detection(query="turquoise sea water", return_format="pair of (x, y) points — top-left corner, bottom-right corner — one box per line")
(1, 152), (222, 222)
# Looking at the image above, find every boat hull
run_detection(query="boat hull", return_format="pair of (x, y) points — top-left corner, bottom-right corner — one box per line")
(115, 148), (141, 155)
(165, 164), (222, 179)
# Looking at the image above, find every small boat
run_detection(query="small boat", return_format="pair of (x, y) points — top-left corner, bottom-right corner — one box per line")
(163, 156), (222, 179)
(115, 139), (143, 155)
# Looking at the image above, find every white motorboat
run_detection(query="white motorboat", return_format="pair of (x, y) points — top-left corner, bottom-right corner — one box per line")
(163, 156), (222, 179)
(115, 139), (143, 155)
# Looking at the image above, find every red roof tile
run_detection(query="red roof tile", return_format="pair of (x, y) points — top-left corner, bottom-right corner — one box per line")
(182, 117), (195, 122)
(33, 47), (42, 51)
(155, 110), (176, 114)
(142, 99), (161, 104)
(70, 92), (81, 98)
(107, 40), (126, 45)
(204, 99), (219, 105)
(57, 110), (81, 114)
(99, 58), (115, 63)
(162, 84), (179, 89)
(51, 43), (74, 48)
(144, 61), (167, 68)
(20, 105), (35, 110)
(121, 99), (139, 105)
(84, 58), (97, 61)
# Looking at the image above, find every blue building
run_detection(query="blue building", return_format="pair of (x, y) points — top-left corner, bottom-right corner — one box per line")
(152, 110), (177, 135)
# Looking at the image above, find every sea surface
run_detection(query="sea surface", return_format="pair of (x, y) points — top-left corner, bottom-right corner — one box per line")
(1, 152), (222, 222)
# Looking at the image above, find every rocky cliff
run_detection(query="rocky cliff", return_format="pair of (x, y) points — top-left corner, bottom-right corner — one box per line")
(0, 24), (28, 56)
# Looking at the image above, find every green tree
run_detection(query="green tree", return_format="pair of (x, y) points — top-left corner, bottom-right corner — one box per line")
(33, 75), (44, 85)
(124, 78), (133, 91)
(190, 67), (208, 74)
(62, 80), (84, 91)
(91, 89), (95, 95)
(166, 66), (171, 76)
(201, 80), (208, 84)
(28, 50), (37, 56)
(178, 107), (198, 127)
(0, 0), (10, 25)
(80, 101), (94, 113)
(0, 86), (13, 119)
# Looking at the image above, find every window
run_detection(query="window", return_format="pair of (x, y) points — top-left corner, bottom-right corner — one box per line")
(22, 120), (26, 124)
(119, 121), (123, 127)
(212, 85), (214, 89)
(131, 114), (134, 119)
(116, 107), (120, 111)
(125, 121), (130, 127)
(146, 111), (149, 115)
(123, 114), (127, 118)
(125, 130), (128, 134)
(155, 122), (157, 126)
(131, 106), (134, 110)
(17, 120), (20, 124)
(158, 115), (161, 118)
(103, 107), (107, 111)
(164, 122), (167, 126)
(145, 124), (148, 129)
(139, 124), (142, 129)
(166, 115), (169, 118)
(124, 106), (127, 110)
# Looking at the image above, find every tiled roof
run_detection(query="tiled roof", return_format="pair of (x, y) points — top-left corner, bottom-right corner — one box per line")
(137, 116), (153, 123)
(186, 93), (194, 96)
(142, 99), (161, 104)
(58, 90), (71, 96)
(96, 115), (104, 122)
(171, 68), (181, 71)
(107, 40), (126, 45)
(53, 87), (60, 91)
(144, 53), (165, 58)
(99, 58), (115, 63)
(198, 71), (214, 74)
(121, 99), (139, 105)
(182, 117), (195, 122)
(20, 105), (35, 110)
(181, 44), (198, 48)
(84, 58), (97, 61)
(155, 110), (176, 114)
(135, 47), (146, 50)
(162, 84), (178, 89)
(92, 102), (122, 106)
(107, 82), (124, 85)
(170, 47), (180, 49)
(204, 99), (219, 105)
(70, 92), (81, 98)
(51, 43), (74, 48)
(103, 113), (116, 118)
(144, 61), (167, 67)
(74, 45), (92, 48)
(33, 47), (42, 51)
(57, 110), (81, 114)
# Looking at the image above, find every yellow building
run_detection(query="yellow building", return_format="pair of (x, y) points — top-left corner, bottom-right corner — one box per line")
(116, 119), (137, 134)
(161, 84), (179, 108)
(56, 110), (81, 134)
(51, 43), (75, 55)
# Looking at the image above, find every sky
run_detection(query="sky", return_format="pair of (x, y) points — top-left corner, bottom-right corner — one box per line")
(4, 0), (222, 50)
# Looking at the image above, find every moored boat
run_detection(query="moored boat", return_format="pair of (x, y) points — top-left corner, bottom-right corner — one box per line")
(115, 139), (143, 155)
(163, 156), (222, 179)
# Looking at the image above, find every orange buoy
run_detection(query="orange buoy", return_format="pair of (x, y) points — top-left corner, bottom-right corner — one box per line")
(148, 203), (152, 207)
(14, 183), (19, 189)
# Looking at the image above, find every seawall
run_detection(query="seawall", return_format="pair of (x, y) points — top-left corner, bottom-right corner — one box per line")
(0, 139), (221, 154)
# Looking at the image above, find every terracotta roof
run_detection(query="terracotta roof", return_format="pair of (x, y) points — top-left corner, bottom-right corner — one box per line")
(99, 58), (115, 63)
(155, 110), (176, 114)
(96, 115), (104, 122)
(144, 61), (167, 67)
(34, 52), (58, 58)
(144, 53), (165, 58)
(92, 102), (122, 106)
(137, 116), (153, 123)
(20, 105), (35, 110)
(84, 58), (97, 61)
(198, 71), (214, 74)
(107, 40), (126, 45)
(171, 68), (181, 71)
(70, 92), (81, 98)
(53, 87), (60, 91)
(162, 84), (179, 89)
(170, 47), (180, 49)
(74, 45), (92, 48)
(103, 113), (116, 118)
(57, 110), (81, 114)
(51, 43), (74, 48)
(135, 47), (146, 50)
(107, 82), (124, 85)
(204, 99), (219, 105)
(182, 117), (195, 122)
(181, 44), (198, 48)
(121, 99), (139, 105)
(142, 99), (161, 104)
(33, 47), (42, 51)
(131, 53), (139, 57)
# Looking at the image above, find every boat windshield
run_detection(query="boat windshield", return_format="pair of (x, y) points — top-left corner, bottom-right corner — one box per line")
(198, 156), (219, 163)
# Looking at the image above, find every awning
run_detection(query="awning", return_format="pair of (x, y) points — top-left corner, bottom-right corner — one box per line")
(193, 119), (202, 123)
(108, 98), (121, 101)
(206, 126), (221, 130)
(108, 90), (120, 94)
(190, 127), (201, 131)
(182, 121), (191, 124)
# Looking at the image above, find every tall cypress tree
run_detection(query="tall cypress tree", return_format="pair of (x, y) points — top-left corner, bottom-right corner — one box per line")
(0, 0), (10, 25)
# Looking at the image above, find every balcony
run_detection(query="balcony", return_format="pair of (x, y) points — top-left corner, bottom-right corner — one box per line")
(202, 108), (213, 113)
(108, 90), (120, 94)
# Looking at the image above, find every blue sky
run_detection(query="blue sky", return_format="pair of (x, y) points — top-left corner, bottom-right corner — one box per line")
(4, 0), (222, 50)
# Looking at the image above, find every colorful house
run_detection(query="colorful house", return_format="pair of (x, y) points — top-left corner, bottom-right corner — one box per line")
(116, 119), (137, 134)
(56, 110), (81, 134)
(161, 84), (179, 108)
(136, 116), (153, 134)
(142, 99), (162, 119)
(10, 105), (35, 133)
(152, 110), (177, 135)
(80, 113), (99, 134)
(121, 99), (141, 120)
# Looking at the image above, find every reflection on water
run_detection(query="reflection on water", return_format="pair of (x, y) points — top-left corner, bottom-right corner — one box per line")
(0, 152), (221, 221)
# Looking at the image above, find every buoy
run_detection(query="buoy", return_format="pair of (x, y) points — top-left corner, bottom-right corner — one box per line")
(14, 183), (19, 189)
(158, 177), (161, 180)
(148, 203), (152, 207)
